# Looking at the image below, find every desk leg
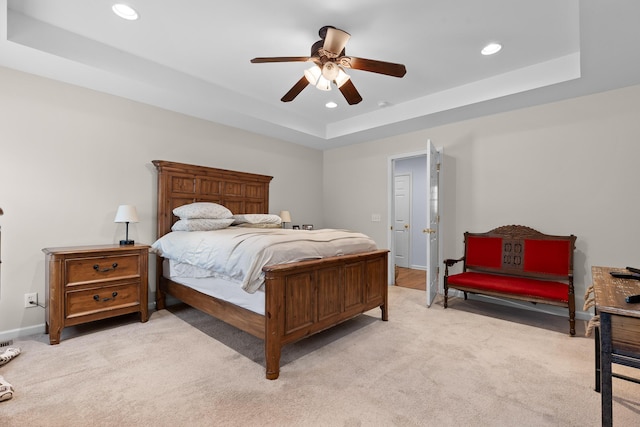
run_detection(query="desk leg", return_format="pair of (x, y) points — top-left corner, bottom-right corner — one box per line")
(600, 312), (613, 427)
(595, 326), (601, 392)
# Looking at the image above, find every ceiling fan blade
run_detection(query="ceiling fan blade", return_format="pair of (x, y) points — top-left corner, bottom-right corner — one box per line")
(342, 57), (407, 77)
(251, 57), (310, 64)
(281, 76), (310, 102)
(323, 27), (350, 57)
(338, 79), (363, 105)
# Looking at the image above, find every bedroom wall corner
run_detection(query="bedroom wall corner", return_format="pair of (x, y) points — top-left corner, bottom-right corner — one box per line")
(0, 66), (323, 339)
(322, 83), (640, 321)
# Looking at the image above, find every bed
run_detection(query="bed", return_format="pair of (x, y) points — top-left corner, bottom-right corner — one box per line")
(152, 160), (389, 379)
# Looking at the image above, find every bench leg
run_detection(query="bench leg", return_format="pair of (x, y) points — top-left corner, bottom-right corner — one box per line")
(443, 282), (449, 308)
(569, 316), (576, 336)
(569, 289), (576, 336)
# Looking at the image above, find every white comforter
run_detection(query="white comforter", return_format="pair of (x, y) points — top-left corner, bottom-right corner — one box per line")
(151, 228), (378, 293)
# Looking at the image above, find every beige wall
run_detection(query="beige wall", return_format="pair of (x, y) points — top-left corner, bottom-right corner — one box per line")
(324, 84), (640, 319)
(0, 66), (323, 338)
(3, 63), (640, 338)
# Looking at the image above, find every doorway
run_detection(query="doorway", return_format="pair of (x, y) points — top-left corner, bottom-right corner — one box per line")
(392, 159), (426, 290)
(388, 143), (442, 306)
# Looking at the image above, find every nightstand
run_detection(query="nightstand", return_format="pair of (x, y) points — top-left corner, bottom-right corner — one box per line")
(42, 244), (150, 344)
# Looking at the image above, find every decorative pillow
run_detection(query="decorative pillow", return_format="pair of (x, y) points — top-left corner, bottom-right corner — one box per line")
(173, 202), (232, 219)
(233, 223), (282, 228)
(231, 214), (282, 225)
(171, 218), (234, 232)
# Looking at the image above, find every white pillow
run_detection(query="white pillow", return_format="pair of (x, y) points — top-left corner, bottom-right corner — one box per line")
(231, 214), (282, 225)
(171, 218), (234, 232)
(173, 202), (232, 219)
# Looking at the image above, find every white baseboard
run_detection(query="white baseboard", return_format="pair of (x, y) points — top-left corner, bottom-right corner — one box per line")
(0, 323), (46, 343)
(0, 299), (159, 342)
(460, 292), (593, 321)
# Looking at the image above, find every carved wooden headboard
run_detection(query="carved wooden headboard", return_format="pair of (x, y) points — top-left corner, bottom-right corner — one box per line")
(152, 160), (273, 239)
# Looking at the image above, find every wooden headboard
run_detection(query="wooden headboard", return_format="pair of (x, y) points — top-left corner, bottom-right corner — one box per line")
(152, 160), (273, 239)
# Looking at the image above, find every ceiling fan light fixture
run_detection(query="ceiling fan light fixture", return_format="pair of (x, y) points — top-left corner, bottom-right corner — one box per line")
(481, 42), (502, 55)
(334, 68), (351, 88)
(112, 4), (139, 20)
(321, 62), (339, 81)
(315, 76), (332, 91)
(304, 65), (322, 85)
(304, 65), (331, 91)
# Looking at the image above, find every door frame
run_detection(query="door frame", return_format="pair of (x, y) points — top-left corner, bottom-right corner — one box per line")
(387, 148), (444, 297)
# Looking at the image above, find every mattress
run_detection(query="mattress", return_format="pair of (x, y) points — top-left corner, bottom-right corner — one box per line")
(163, 259), (265, 315)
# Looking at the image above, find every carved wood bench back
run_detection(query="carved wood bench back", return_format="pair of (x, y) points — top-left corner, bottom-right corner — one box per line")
(463, 225), (576, 281)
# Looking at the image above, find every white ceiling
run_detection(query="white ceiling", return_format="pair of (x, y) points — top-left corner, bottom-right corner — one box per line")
(2, 1), (640, 150)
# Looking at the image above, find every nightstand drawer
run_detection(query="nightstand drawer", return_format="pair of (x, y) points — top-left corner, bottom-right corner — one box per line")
(66, 282), (140, 319)
(66, 253), (141, 285)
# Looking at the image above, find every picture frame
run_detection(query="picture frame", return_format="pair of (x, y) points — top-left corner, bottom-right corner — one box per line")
(292, 225), (300, 230)
(302, 224), (314, 230)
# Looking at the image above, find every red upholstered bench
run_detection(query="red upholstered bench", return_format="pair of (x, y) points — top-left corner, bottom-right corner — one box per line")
(443, 225), (577, 335)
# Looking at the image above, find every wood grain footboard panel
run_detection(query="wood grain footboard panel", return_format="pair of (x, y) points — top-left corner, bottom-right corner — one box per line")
(263, 249), (389, 379)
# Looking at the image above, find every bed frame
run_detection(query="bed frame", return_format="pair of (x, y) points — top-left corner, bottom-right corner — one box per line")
(153, 160), (389, 379)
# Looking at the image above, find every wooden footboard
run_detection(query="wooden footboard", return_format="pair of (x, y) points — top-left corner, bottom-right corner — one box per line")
(156, 249), (388, 379)
(263, 249), (389, 379)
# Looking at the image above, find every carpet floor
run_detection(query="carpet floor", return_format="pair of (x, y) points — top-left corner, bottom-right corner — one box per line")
(1, 286), (639, 426)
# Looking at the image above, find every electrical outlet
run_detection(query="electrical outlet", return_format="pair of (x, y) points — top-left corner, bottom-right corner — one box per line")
(24, 292), (38, 308)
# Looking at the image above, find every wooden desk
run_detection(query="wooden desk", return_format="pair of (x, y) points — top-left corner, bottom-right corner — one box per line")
(592, 266), (640, 427)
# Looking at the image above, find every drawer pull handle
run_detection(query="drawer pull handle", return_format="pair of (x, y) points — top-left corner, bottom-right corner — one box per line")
(93, 291), (118, 302)
(93, 262), (118, 273)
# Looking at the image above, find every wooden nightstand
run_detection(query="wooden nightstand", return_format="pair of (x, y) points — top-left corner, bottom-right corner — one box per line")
(43, 244), (150, 344)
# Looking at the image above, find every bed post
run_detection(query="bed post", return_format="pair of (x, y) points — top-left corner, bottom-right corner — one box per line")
(264, 273), (284, 380)
(153, 160), (170, 311)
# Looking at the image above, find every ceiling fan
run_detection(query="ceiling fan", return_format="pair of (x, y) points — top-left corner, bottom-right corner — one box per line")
(250, 26), (407, 105)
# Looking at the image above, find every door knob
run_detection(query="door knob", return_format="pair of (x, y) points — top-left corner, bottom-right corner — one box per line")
(404, 224), (409, 229)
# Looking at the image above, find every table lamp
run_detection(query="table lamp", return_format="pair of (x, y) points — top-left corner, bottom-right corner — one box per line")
(279, 210), (291, 229)
(114, 205), (139, 245)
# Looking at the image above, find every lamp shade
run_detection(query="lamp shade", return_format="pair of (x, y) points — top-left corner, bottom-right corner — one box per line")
(279, 210), (291, 223)
(334, 68), (351, 88)
(323, 28), (350, 56)
(114, 205), (139, 223)
(304, 65), (322, 85)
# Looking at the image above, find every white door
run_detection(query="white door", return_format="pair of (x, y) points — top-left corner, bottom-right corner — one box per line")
(425, 141), (439, 306)
(393, 174), (411, 268)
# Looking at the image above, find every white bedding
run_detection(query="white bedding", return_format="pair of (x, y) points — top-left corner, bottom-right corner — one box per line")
(151, 227), (377, 293)
(163, 260), (265, 315)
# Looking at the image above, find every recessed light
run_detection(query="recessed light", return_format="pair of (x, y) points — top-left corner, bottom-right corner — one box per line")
(112, 4), (139, 21)
(481, 42), (502, 56)
(377, 101), (391, 108)
(325, 101), (338, 109)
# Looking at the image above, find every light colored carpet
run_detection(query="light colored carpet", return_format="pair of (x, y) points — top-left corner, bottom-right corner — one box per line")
(1, 286), (639, 426)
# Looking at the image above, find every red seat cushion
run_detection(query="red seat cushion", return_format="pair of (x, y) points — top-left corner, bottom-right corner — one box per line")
(446, 272), (569, 302)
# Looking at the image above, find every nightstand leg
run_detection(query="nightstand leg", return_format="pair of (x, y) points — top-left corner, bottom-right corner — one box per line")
(48, 326), (61, 345)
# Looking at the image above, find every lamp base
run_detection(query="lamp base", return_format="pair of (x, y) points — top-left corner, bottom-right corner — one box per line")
(119, 240), (135, 246)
